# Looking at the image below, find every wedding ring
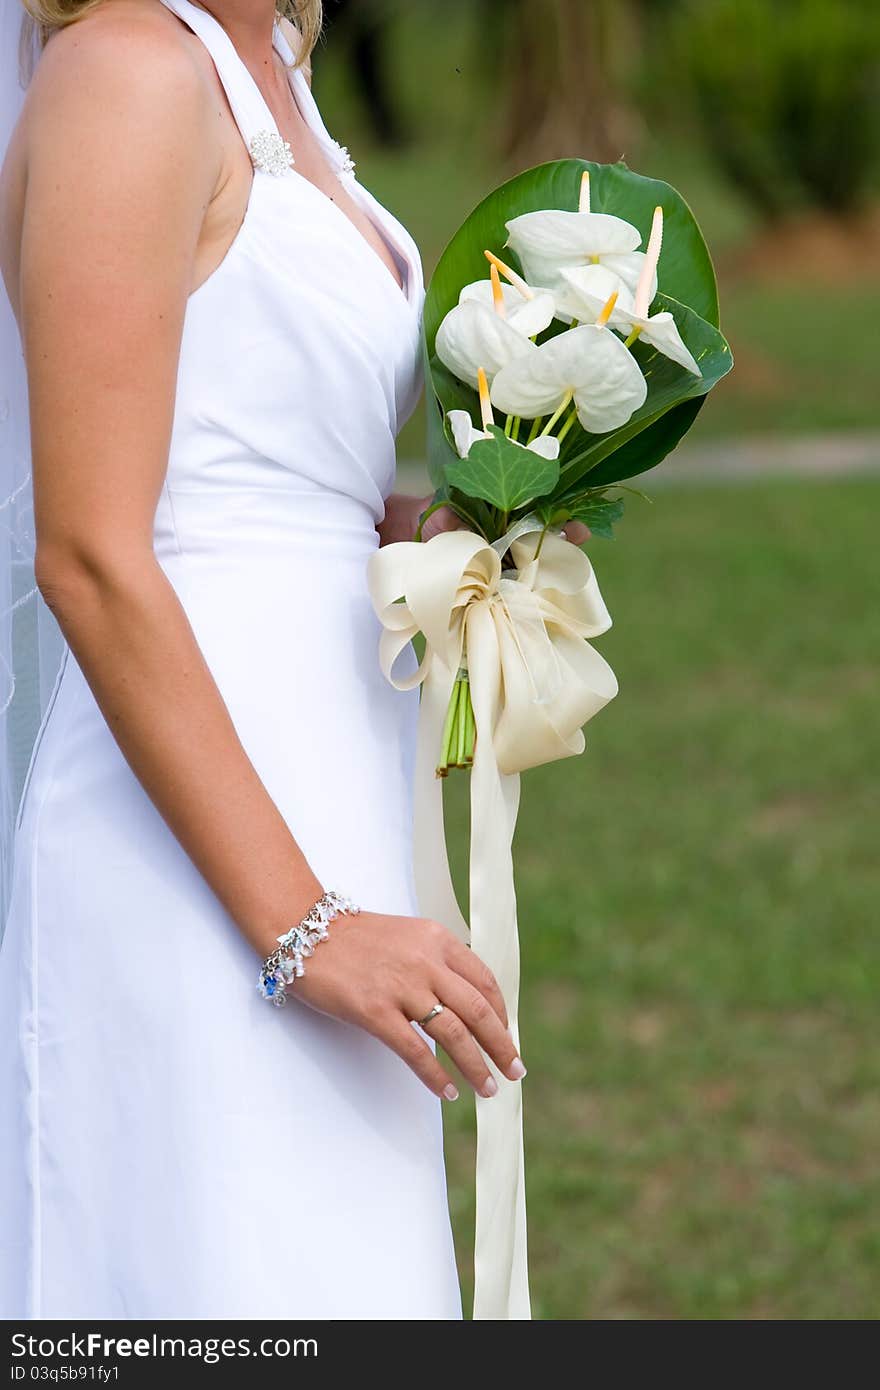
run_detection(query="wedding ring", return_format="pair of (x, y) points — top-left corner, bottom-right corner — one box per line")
(415, 1003), (445, 1029)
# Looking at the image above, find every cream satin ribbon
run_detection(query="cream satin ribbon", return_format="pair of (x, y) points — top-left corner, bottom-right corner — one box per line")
(367, 524), (618, 1319)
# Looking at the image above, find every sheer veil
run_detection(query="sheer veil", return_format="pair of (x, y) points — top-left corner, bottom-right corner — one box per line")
(0, 3), (64, 933)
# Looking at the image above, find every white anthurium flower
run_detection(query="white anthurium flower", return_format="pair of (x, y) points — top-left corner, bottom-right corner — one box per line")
(558, 208), (702, 377)
(503, 170), (657, 323)
(447, 408), (561, 461)
(435, 260), (555, 389)
(435, 300), (537, 389)
(489, 297), (648, 434)
(504, 209), (654, 306)
(551, 262), (637, 331)
(458, 278), (557, 340)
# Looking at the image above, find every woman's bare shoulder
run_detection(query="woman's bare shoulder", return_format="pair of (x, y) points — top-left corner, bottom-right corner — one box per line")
(16, 1), (222, 305)
(16, 0), (225, 241)
(24, 0), (213, 141)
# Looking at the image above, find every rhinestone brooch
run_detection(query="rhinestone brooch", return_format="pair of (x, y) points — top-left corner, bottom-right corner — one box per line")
(333, 142), (356, 177)
(249, 129), (295, 177)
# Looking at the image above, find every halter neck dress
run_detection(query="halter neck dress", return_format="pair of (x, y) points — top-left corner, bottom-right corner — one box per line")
(0, 0), (462, 1319)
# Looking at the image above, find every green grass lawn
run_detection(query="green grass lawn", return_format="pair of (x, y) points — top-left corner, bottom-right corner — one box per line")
(436, 476), (880, 1319)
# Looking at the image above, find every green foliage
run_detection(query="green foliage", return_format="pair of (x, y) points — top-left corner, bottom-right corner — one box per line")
(423, 158), (733, 537)
(672, 0), (880, 219)
(541, 492), (626, 540)
(446, 424), (560, 512)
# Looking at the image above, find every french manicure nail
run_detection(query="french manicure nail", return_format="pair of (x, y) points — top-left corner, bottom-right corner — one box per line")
(508, 1059), (527, 1080)
(443, 1083), (459, 1101)
(481, 1076), (498, 1098)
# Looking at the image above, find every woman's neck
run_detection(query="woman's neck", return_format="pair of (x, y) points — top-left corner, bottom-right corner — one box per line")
(185, 0), (279, 71)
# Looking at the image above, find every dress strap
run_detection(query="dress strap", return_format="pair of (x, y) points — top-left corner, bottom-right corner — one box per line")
(157, 0), (285, 153)
(272, 19), (357, 180)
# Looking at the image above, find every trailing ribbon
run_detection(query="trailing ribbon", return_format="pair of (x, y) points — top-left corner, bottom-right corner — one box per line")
(366, 526), (618, 1319)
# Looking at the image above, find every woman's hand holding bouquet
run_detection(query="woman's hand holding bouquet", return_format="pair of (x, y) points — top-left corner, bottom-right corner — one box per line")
(368, 158), (733, 1319)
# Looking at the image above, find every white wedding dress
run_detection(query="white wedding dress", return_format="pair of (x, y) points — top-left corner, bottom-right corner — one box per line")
(0, 0), (462, 1319)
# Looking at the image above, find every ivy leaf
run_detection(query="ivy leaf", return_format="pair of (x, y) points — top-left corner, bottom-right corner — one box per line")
(568, 496), (625, 539)
(446, 424), (560, 512)
(541, 492), (626, 540)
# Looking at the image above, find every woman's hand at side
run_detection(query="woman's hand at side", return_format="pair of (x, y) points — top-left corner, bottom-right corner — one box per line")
(293, 910), (525, 1100)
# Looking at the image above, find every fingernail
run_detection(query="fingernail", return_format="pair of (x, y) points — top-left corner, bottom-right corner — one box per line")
(443, 1083), (459, 1102)
(481, 1076), (498, 1098)
(508, 1059), (527, 1081)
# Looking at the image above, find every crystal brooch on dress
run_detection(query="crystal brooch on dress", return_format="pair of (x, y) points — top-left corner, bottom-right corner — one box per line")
(249, 130), (295, 177)
(333, 142), (356, 176)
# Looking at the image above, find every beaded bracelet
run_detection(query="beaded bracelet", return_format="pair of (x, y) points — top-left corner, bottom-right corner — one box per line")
(257, 889), (361, 1007)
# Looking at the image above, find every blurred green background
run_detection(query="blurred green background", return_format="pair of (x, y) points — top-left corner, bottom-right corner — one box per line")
(315, 0), (880, 1318)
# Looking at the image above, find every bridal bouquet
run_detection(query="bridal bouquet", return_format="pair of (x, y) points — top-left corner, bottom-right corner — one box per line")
(367, 158), (733, 1320)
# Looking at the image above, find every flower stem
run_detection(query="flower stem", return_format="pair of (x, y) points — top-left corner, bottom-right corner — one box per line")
(526, 415), (544, 443)
(437, 671), (475, 775)
(533, 520), (552, 562)
(556, 400), (580, 444)
(415, 497), (451, 542)
(436, 678), (461, 777)
(456, 673), (475, 767)
(624, 327), (642, 349)
(455, 681), (467, 766)
(463, 680), (475, 763)
(539, 390), (573, 437)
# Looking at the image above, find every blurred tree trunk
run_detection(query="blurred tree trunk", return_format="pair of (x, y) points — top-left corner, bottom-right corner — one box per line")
(493, 0), (645, 170)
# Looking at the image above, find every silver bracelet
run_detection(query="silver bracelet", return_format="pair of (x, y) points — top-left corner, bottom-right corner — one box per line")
(257, 889), (361, 1007)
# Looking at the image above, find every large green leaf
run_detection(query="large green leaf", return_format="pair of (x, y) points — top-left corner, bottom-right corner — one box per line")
(423, 158), (733, 499)
(446, 424), (560, 512)
(565, 396), (706, 490)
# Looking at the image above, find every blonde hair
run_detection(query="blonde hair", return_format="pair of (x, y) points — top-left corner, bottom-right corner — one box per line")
(19, 1), (323, 79)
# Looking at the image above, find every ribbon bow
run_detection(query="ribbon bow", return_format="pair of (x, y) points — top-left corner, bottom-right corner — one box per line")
(367, 525), (618, 1319)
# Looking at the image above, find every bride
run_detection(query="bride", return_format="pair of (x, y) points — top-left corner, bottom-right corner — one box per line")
(0, 0), (586, 1319)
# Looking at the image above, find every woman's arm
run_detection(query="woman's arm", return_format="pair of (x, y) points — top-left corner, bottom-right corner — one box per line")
(21, 13), (524, 1100)
(22, 17), (323, 952)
